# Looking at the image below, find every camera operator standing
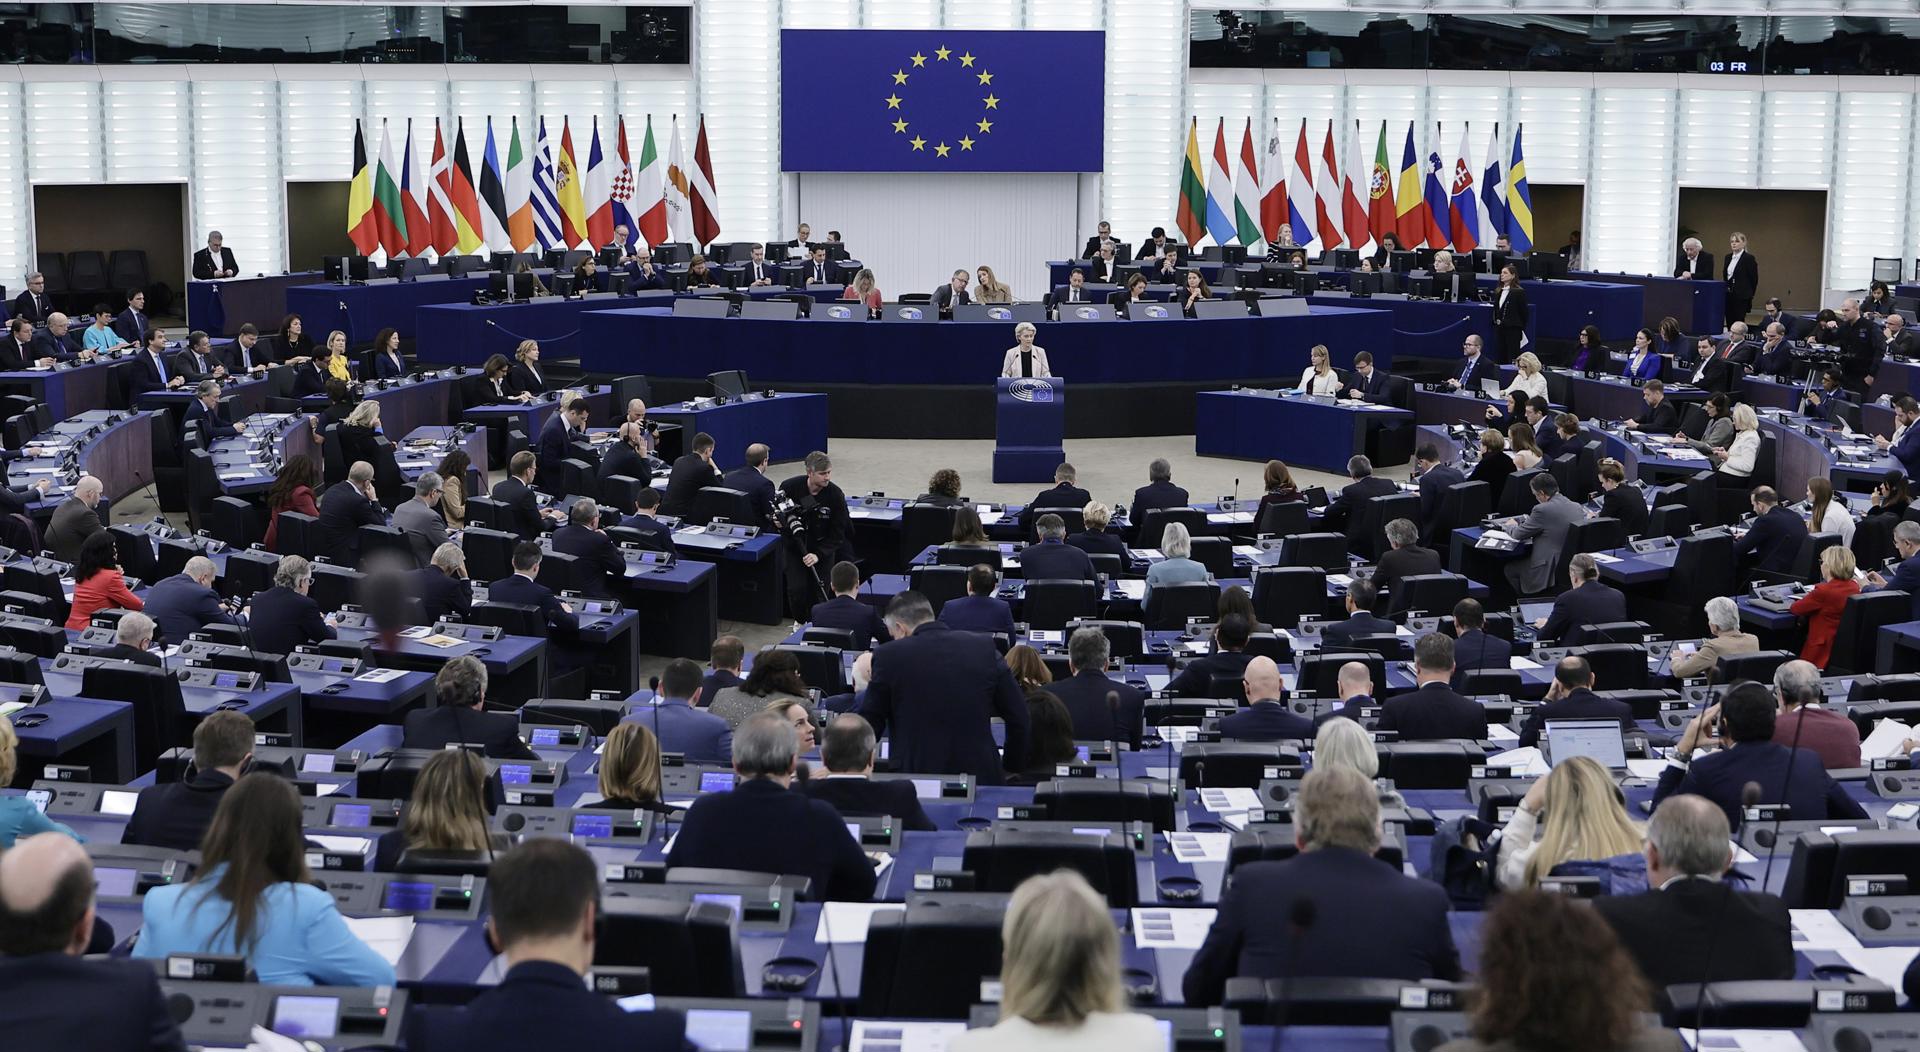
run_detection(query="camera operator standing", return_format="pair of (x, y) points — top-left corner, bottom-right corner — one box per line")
(778, 451), (850, 619)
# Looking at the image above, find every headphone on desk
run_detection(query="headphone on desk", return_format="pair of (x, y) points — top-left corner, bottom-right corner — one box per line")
(760, 956), (822, 993)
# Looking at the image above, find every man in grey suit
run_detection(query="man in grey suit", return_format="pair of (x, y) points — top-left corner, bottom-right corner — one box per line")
(391, 472), (450, 570)
(1502, 473), (1587, 596)
(45, 475), (105, 564)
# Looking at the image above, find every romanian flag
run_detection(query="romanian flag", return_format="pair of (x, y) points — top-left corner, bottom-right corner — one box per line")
(1174, 118), (1206, 248)
(346, 120), (378, 255)
(1394, 121), (1427, 248)
(556, 118), (589, 249)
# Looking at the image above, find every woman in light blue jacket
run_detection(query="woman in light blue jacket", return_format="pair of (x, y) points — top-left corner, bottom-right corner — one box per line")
(0, 715), (80, 847)
(1143, 522), (1209, 602)
(134, 773), (395, 987)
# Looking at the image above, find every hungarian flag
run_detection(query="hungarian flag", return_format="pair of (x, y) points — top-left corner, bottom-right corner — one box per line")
(426, 120), (457, 256)
(372, 121), (408, 257)
(1232, 118), (1261, 247)
(346, 120), (378, 255)
(1174, 118), (1206, 247)
(399, 120), (430, 258)
(448, 119), (486, 255)
(689, 115), (722, 248)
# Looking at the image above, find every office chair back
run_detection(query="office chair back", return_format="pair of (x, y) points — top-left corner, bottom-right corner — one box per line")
(858, 899), (1004, 1018)
(906, 564), (969, 614)
(596, 897), (746, 996)
(1032, 780), (1177, 831)
(1144, 580), (1220, 630)
(1063, 619), (1144, 659)
(1021, 579), (1098, 630)
(961, 829), (1138, 907)
(1277, 533), (1347, 572)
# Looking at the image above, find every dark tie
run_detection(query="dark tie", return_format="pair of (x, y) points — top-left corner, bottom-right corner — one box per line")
(1458, 358), (1472, 384)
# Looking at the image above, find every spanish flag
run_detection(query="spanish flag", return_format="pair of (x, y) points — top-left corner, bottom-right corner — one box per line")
(556, 118), (589, 249)
(346, 120), (378, 255)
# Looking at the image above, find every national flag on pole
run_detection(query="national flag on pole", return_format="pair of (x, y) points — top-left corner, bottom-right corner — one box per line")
(1314, 123), (1343, 250)
(609, 117), (638, 248)
(1286, 120), (1315, 249)
(448, 120), (486, 255)
(347, 120), (378, 255)
(1232, 118), (1261, 247)
(1395, 122), (1427, 248)
(585, 118), (614, 250)
(505, 118), (534, 253)
(399, 120), (430, 259)
(689, 115), (722, 248)
(1422, 137), (1451, 250)
(1258, 118), (1286, 246)
(1341, 119), (1370, 252)
(479, 118), (511, 252)
(1203, 118), (1237, 248)
(663, 116), (693, 244)
(1367, 121), (1396, 245)
(427, 120), (457, 257)
(372, 121), (408, 257)
(1174, 118), (1207, 248)
(1478, 123), (1506, 249)
(1506, 123), (1535, 253)
(634, 115), (668, 247)
(530, 118), (563, 252)
(1448, 125), (1480, 254)
(555, 118), (589, 249)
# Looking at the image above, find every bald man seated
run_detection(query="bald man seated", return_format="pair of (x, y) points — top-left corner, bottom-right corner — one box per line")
(0, 834), (188, 1050)
(1215, 656), (1315, 741)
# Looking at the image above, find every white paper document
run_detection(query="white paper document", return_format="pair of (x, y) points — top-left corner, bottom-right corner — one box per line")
(1838, 947), (1920, 1004)
(1508, 656), (1542, 670)
(306, 835), (370, 855)
(1112, 580), (1147, 600)
(1861, 718), (1916, 762)
(1198, 787), (1261, 814)
(342, 915), (415, 967)
(1164, 831), (1232, 863)
(245, 1025), (309, 1052)
(1590, 552), (1621, 564)
(1487, 725), (1520, 744)
(354, 668), (408, 683)
(1132, 907), (1219, 950)
(1625, 759), (1669, 779)
(849, 1021), (969, 1052)
(1789, 909), (1863, 951)
(1486, 746), (1550, 777)
(814, 901), (904, 944)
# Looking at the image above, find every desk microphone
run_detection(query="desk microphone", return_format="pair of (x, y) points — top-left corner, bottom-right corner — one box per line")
(1758, 701), (1809, 892)
(1691, 781), (1762, 1039)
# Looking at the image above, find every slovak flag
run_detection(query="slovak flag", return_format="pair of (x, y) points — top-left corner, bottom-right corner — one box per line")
(1448, 125), (1480, 254)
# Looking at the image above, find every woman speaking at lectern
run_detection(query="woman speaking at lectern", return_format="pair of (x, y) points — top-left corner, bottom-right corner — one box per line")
(1001, 321), (1052, 379)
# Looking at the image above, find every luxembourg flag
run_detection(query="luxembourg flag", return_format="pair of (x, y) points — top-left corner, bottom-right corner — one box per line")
(1448, 125), (1480, 254)
(1286, 119), (1316, 249)
(1203, 118), (1238, 248)
(1478, 123), (1507, 249)
(1313, 122), (1343, 249)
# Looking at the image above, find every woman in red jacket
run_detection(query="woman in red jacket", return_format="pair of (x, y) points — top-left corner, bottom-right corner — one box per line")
(65, 531), (141, 630)
(262, 456), (320, 552)
(1791, 546), (1861, 669)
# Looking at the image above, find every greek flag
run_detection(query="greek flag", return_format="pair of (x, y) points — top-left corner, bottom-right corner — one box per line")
(530, 117), (564, 252)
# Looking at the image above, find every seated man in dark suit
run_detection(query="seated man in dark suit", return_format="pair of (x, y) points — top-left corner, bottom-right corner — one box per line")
(0, 318), (47, 371)
(403, 839), (687, 1052)
(1517, 656), (1634, 749)
(935, 563), (1017, 638)
(1801, 368), (1857, 424)
(1319, 455), (1398, 550)
(1020, 513), (1097, 583)
(1535, 554), (1628, 646)
(1373, 517), (1443, 601)
(1318, 578), (1396, 649)
(1378, 633), (1489, 741)
(45, 475), (105, 565)
(1621, 379), (1680, 434)
(1218, 656), (1315, 741)
(1168, 613), (1257, 697)
(1653, 681), (1868, 827)
(1344, 351), (1392, 402)
(126, 329), (184, 396)
(144, 556), (243, 645)
(169, 330), (227, 383)
(662, 431), (722, 517)
(1045, 626), (1147, 748)
(536, 398), (596, 495)
(667, 712), (879, 900)
(801, 714), (935, 831)
(0, 833), (190, 1052)
(183, 380), (242, 447)
(1020, 462), (1093, 534)
(488, 542), (581, 636)
(316, 461), (388, 566)
(30, 312), (83, 363)
(122, 711), (253, 852)
(1593, 794), (1794, 989)
(1129, 458), (1190, 534)
(96, 610), (164, 669)
(112, 289), (150, 348)
(408, 543), (473, 624)
(245, 554), (337, 657)
(810, 561), (891, 649)
(1447, 598), (1512, 689)
(490, 451), (562, 538)
(719, 443), (779, 529)
(598, 421), (652, 488)
(616, 487), (675, 551)
(931, 269), (973, 316)
(1753, 322), (1795, 376)
(1312, 660), (1376, 727)
(1183, 767), (1461, 1005)
(1413, 445), (1465, 545)
(1734, 486), (1808, 576)
(401, 655), (538, 760)
(702, 635), (745, 706)
(550, 498), (626, 599)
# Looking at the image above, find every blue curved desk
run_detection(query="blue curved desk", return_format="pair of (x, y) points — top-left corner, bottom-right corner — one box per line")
(574, 305), (1394, 384)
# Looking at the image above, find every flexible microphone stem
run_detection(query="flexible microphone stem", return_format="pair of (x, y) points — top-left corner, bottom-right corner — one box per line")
(1693, 781), (1764, 1041)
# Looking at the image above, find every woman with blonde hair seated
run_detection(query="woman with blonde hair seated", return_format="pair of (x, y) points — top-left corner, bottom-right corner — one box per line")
(1715, 403), (1762, 478)
(949, 870), (1163, 1052)
(592, 722), (669, 813)
(1494, 755), (1644, 891)
(975, 265), (1013, 304)
(841, 268), (882, 312)
(1312, 717), (1379, 779)
(374, 749), (503, 871)
(1506, 352), (1548, 402)
(1066, 501), (1126, 560)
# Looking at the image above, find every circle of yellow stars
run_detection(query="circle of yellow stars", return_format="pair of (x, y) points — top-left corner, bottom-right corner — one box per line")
(885, 44), (995, 158)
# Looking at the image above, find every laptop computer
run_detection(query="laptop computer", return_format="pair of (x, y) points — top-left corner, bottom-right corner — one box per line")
(1516, 600), (1554, 624)
(1543, 718), (1628, 771)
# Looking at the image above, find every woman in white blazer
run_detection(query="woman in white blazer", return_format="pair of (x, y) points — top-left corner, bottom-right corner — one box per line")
(1716, 403), (1761, 477)
(1505, 351), (1549, 402)
(1001, 321), (1052, 379)
(1298, 343), (1342, 395)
